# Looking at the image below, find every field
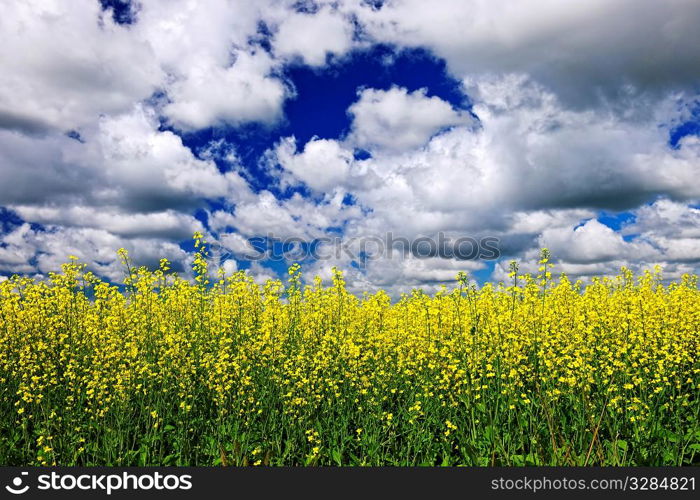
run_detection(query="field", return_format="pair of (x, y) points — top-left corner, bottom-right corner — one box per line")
(0, 237), (698, 466)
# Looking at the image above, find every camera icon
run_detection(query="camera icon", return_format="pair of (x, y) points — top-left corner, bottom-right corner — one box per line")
(5, 472), (29, 495)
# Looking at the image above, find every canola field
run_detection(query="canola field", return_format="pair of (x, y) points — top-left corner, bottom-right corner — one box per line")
(0, 236), (698, 466)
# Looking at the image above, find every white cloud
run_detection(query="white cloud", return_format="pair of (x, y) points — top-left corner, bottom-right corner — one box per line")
(301, 249), (484, 297)
(220, 259), (239, 277)
(0, 105), (235, 212)
(246, 261), (277, 285)
(263, 74), (700, 290)
(626, 200), (700, 263)
(352, 0), (700, 108)
(628, 199), (700, 239)
(273, 6), (354, 66)
(0, 0), (162, 133)
(540, 219), (642, 264)
(9, 206), (204, 240)
(0, 0), (349, 134)
(219, 232), (258, 258)
(211, 189), (362, 240)
(162, 50), (288, 130)
(275, 137), (352, 191)
(0, 223), (190, 280)
(0, 104), (235, 277)
(489, 199), (700, 283)
(341, 76), (700, 242)
(347, 86), (472, 152)
(132, 0), (291, 130)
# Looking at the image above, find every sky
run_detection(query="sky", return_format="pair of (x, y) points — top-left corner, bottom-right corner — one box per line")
(0, 0), (699, 296)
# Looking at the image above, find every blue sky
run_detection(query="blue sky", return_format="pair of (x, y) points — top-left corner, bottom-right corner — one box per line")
(1, 0), (699, 295)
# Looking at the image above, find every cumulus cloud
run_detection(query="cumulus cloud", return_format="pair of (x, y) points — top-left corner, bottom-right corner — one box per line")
(347, 86), (474, 152)
(301, 248), (485, 297)
(626, 200), (700, 263)
(0, 0), (162, 133)
(275, 137), (353, 192)
(162, 50), (288, 130)
(628, 199), (700, 239)
(0, 104), (236, 276)
(489, 199), (700, 284)
(0, 0), (358, 135)
(0, 105), (236, 212)
(260, 73), (699, 292)
(210, 189), (362, 241)
(0, 223), (190, 280)
(352, 0), (700, 108)
(273, 6), (354, 66)
(540, 219), (645, 264)
(9, 206), (204, 240)
(127, 0), (291, 130)
(297, 76), (699, 244)
(246, 261), (277, 285)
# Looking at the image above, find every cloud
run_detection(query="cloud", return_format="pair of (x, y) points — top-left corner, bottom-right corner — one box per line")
(272, 6), (354, 66)
(0, 0), (162, 133)
(275, 137), (353, 192)
(5, 0), (699, 132)
(341, 75), (700, 240)
(210, 189), (362, 240)
(628, 199), (700, 239)
(246, 261), (277, 285)
(352, 0), (700, 108)
(8, 206), (204, 240)
(260, 73), (699, 292)
(0, 223), (190, 280)
(301, 248), (485, 297)
(0, 105), (235, 212)
(217, 232), (260, 259)
(347, 86), (473, 152)
(0, 105), (236, 276)
(488, 199), (700, 284)
(131, 0), (292, 130)
(0, 0), (348, 134)
(162, 50), (288, 130)
(626, 200), (700, 263)
(0, 0), (360, 278)
(539, 219), (646, 264)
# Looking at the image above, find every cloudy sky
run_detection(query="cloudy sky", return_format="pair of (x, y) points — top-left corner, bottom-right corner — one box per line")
(1, 0), (699, 295)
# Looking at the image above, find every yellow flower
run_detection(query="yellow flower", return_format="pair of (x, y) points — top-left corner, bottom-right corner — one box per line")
(0, 237), (697, 466)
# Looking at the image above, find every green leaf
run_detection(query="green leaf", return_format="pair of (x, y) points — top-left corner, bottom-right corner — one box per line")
(331, 449), (342, 466)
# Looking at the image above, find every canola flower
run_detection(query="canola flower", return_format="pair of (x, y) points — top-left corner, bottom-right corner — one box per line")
(0, 236), (698, 466)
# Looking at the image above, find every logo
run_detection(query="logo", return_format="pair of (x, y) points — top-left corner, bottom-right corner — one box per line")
(4, 471), (193, 495)
(5, 472), (29, 495)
